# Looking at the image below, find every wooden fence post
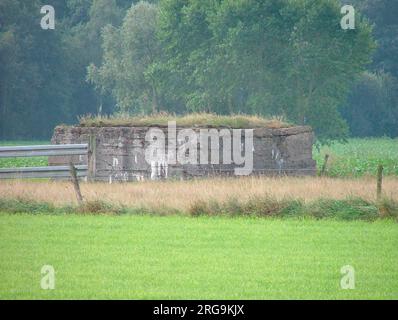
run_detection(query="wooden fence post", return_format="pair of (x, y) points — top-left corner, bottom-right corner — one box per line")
(69, 162), (83, 206)
(320, 154), (329, 176)
(88, 134), (96, 182)
(377, 164), (383, 201)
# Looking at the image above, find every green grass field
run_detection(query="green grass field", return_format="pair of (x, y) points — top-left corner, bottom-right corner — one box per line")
(0, 141), (49, 168)
(314, 138), (398, 176)
(0, 214), (397, 299)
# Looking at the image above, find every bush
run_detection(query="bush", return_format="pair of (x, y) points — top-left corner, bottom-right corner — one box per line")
(77, 200), (125, 215)
(189, 200), (210, 217)
(188, 196), (389, 221)
(377, 198), (398, 218)
(0, 197), (55, 214)
(190, 196), (303, 218)
(243, 196), (301, 217)
(307, 198), (379, 221)
(0, 197), (126, 216)
(1, 195), (397, 221)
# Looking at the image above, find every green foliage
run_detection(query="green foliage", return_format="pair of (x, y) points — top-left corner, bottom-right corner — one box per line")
(0, 141), (49, 146)
(0, 0), (125, 140)
(189, 196), (397, 221)
(361, 0), (398, 80)
(1, 193), (397, 221)
(339, 0), (398, 139)
(0, 157), (48, 168)
(157, 0), (375, 141)
(0, 197), (55, 214)
(85, 0), (375, 141)
(87, 1), (162, 113)
(0, 0), (74, 139)
(314, 138), (398, 177)
(0, 197), (125, 215)
(307, 197), (379, 221)
(0, 141), (49, 168)
(341, 72), (398, 138)
(0, 0), (392, 142)
(189, 199), (212, 217)
(77, 199), (126, 215)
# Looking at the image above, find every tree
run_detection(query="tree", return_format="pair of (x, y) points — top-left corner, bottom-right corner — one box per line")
(338, 0), (398, 138)
(341, 72), (398, 137)
(158, 0), (375, 141)
(88, 1), (162, 113)
(279, 0), (375, 141)
(0, 0), (72, 139)
(359, 0), (398, 79)
(0, 0), (377, 141)
(0, 0), (126, 139)
(63, 0), (124, 115)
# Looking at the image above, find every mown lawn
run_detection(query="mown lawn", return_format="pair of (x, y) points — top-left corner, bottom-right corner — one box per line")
(0, 214), (397, 299)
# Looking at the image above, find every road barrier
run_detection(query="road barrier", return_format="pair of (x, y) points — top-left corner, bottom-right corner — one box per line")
(0, 144), (88, 179)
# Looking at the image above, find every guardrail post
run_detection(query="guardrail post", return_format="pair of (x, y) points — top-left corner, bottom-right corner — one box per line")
(88, 134), (96, 182)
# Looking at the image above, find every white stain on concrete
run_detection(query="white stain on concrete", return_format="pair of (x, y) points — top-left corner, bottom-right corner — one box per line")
(150, 160), (169, 180)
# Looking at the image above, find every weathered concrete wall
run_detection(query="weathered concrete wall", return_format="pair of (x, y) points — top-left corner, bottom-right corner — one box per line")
(50, 125), (316, 181)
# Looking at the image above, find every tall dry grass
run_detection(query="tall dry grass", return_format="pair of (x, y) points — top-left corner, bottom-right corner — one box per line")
(78, 112), (289, 128)
(1, 176), (397, 212)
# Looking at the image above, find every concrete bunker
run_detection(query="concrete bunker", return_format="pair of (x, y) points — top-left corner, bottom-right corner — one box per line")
(50, 124), (316, 181)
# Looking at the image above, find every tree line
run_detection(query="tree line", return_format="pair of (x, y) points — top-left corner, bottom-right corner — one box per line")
(0, 0), (397, 141)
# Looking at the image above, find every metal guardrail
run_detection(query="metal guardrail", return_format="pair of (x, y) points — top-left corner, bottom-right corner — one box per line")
(0, 144), (88, 179)
(0, 165), (88, 179)
(0, 144), (88, 158)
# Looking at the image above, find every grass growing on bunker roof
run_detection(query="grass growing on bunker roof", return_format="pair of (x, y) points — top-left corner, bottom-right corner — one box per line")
(77, 113), (292, 128)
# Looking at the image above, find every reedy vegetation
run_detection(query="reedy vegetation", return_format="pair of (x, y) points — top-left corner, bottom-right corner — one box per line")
(1, 177), (398, 220)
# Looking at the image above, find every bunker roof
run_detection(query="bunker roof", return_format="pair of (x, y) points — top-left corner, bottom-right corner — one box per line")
(76, 113), (292, 129)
